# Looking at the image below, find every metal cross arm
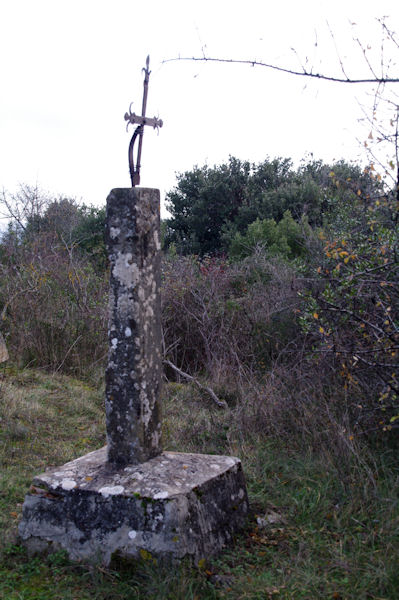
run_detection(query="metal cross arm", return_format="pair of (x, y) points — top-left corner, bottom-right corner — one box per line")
(125, 56), (163, 187)
(124, 109), (163, 130)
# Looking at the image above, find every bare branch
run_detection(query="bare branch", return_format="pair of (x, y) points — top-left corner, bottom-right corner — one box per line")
(327, 20), (350, 81)
(354, 37), (379, 81)
(162, 55), (399, 85)
(380, 19), (399, 51)
(163, 359), (228, 408)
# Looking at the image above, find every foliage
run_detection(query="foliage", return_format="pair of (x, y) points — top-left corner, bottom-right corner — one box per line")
(164, 156), (251, 255)
(24, 197), (82, 241)
(300, 184), (399, 437)
(228, 210), (312, 261)
(0, 239), (108, 379)
(162, 253), (303, 379)
(71, 205), (107, 270)
(164, 157), (380, 256)
(0, 186), (107, 270)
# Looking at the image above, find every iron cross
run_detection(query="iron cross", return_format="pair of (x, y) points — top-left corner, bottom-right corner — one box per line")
(124, 56), (163, 187)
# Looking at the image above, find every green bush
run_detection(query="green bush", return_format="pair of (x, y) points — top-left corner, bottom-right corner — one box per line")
(229, 210), (312, 260)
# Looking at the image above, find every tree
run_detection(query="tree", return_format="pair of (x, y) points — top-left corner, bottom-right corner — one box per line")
(164, 18), (399, 197)
(0, 186), (106, 270)
(164, 20), (399, 438)
(164, 156), (251, 254)
(164, 156), (379, 256)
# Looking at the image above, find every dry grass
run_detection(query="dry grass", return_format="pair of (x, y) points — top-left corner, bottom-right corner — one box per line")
(1, 368), (399, 598)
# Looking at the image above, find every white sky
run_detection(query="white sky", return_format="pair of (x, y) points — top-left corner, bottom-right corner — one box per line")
(1, 0), (399, 218)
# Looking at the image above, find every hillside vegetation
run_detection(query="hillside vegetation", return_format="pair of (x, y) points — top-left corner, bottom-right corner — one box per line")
(0, 155), (398, 597)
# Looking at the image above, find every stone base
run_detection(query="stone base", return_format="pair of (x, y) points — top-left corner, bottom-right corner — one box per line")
(19, 447), (249, 565)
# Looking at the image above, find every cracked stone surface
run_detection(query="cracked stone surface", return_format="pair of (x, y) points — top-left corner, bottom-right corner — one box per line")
(19, 448), (249, 565)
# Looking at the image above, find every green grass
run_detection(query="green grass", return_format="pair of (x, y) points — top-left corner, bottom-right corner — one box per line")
(1, 369), (399, 599)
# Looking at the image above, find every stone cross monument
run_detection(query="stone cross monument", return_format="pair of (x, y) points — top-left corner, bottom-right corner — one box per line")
(19, 59), (249, 565)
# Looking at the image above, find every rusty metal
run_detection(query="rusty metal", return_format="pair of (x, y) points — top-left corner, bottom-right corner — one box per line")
(124, 56), (163, 186)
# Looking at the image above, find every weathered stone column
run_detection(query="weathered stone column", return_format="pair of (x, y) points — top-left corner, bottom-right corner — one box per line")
(18, 185), (249, 565)
(105, 188), (162, 465)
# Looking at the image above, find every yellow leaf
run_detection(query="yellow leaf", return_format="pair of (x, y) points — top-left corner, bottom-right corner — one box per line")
(319, 327), (325, 334)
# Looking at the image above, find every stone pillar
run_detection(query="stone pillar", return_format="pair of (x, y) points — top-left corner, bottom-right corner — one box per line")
(18, 190), (249, 566)
(105, 188), (162, 465)
(0, 332), (8, 364)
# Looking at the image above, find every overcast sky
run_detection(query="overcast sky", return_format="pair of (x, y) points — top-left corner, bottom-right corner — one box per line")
(1, 0), (398, 217)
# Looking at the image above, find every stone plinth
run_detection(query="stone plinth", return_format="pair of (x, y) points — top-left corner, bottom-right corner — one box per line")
(19, 447), (249, 565)
(105, 188), (162, 466)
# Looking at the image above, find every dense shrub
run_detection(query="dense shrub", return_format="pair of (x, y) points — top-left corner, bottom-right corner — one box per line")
(0, 247), (108, 378)
(162, 253), (304, 380)
(228, 210), (312, 260)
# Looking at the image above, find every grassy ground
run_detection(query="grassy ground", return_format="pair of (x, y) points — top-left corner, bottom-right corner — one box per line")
(1, 367), (399, 599)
